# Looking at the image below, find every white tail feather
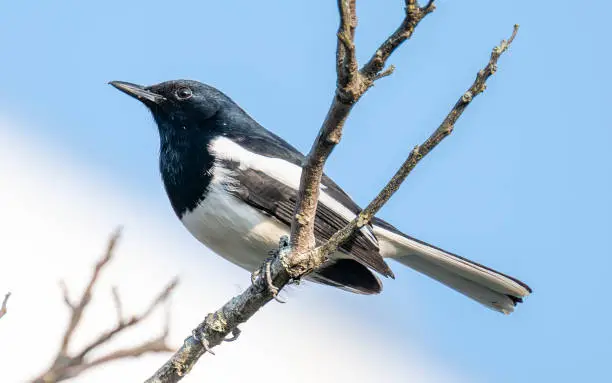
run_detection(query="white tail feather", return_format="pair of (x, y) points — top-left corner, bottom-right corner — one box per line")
(373, 225), (531, 314)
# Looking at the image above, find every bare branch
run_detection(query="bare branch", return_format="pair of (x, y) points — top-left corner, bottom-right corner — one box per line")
(290, 0), (434, 254)
(31, 230), (177, 383)
(73, 277), (178, 362)
(86, 335), (173, 370)
(361, 0), (436, 79)
(59, 228), (121, 355)
(336, 0), (358, 87)
(59, 280), (75, 310)
(314, 25), (520, 259)
(63, 306), (173, 380)
(291, 0), (361, 254)
(0, 292), (11, 320)
(373, 65), (396, 81)
(112, 286), (123, 323)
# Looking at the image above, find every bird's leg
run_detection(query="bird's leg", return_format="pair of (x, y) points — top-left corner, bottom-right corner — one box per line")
(264, 257), (285, 303)
(250, 268), (260, 285)
(249, 247), (275, 286)
(223, 327), (241, 342)
(251, 236), (289, 303)
(192, 329), (216, 355)
(251, 236), (290, 303)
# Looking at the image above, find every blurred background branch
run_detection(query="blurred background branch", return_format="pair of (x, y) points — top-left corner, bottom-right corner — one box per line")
(0, 292), (10, 320)
(30, 229), (178, 383)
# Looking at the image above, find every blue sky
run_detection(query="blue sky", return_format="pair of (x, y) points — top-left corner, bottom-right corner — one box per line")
(0, 1), (610, 382)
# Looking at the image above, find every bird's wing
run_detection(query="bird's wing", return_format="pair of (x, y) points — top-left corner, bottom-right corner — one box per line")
(210, 136), (393, 277)
(225, 127), (363, 213)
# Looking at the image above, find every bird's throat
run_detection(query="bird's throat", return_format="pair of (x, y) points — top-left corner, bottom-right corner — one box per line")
(158, 128), (216, 218)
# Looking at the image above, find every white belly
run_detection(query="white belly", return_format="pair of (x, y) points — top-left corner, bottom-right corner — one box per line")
(181, 183), (289, 271)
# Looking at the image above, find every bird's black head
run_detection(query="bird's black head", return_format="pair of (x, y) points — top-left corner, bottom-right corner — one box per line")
(109, 79), (232, 129)
(110, 79), (239, 216)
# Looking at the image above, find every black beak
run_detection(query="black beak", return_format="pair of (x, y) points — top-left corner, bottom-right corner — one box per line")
(109, 81), (166, 105)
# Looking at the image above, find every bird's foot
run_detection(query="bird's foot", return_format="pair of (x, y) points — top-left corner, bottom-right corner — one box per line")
(192, 329), (215, 355)
(251, 236), (290, 303)
(223, 327), (241, 342)
(250, 268), (260, 285)
(264, 257), (285, 303)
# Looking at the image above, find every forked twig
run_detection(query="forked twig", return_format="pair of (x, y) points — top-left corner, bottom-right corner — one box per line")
(31, 229), (178, 383)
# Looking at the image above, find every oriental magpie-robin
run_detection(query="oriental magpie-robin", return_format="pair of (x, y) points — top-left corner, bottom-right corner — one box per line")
(110, 79), (531, 314)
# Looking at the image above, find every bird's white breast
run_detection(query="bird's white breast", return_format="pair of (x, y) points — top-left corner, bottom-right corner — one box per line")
(180, 166), (289, 272)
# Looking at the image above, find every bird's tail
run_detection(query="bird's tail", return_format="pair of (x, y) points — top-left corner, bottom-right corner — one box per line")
(372, 219), (532, 314)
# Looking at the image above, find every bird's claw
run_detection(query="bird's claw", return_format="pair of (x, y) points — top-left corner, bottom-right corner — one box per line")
(251, 268), (260, 285)
(251, 238), (289, 303)
(252, 257), (285, 303)
(223, 327), (241, 342)
(265, 258), (285, 303)
(192, 329), (216, 355)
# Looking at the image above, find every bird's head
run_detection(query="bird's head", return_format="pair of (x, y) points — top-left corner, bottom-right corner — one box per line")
(109, 79), (231, 129)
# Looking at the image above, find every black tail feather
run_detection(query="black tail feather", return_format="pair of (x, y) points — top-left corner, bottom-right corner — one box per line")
(309, 259), (382, 295)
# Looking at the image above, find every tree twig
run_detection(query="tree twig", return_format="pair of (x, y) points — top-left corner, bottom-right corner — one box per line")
(312, 24), (520, 261)
(112, 286), (123, 324)
(336, 0), (358, 88)
(290, 0), (434, 254)
(145, 6), (520, 383)
(0, 292), (11, 320)
(31, 229), (178, 383)
(361, 0), (436, 78)
(72, 278), (178, 363)
(59, 228), (121, 355)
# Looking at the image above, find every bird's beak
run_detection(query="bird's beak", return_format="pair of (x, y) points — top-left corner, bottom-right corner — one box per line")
(109, 81), (166, 105)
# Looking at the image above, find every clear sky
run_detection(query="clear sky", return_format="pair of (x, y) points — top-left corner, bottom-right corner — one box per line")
(0, 1), (610, 382)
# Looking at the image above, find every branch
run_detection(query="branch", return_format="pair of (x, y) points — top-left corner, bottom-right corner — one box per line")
(0, 292), (10, 320)
(73, 278), (178, 362)
(314, 25), (519, 259)
(361, 0), (436, 78)
(31, 229), (178, 383)
(290, 0), (434, 254)
(145, 16), (519, 383)
(112, 286), (123, 323)
(145, 239), (292, 383)
(59, 228), (121, 355)
(84, 335), (173, 371)
(336, 0), (358, 88)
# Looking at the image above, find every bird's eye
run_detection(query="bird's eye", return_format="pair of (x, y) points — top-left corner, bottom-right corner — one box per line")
(175, 87), (193, 100)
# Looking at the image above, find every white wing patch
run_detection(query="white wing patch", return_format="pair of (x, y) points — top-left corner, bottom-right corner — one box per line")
(209, 137), (378, 246)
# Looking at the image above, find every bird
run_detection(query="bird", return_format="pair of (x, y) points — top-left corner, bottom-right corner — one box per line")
(110, 79), (531, 314)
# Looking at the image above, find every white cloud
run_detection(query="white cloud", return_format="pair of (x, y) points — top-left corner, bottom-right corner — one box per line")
(0, 118), (466, 383)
